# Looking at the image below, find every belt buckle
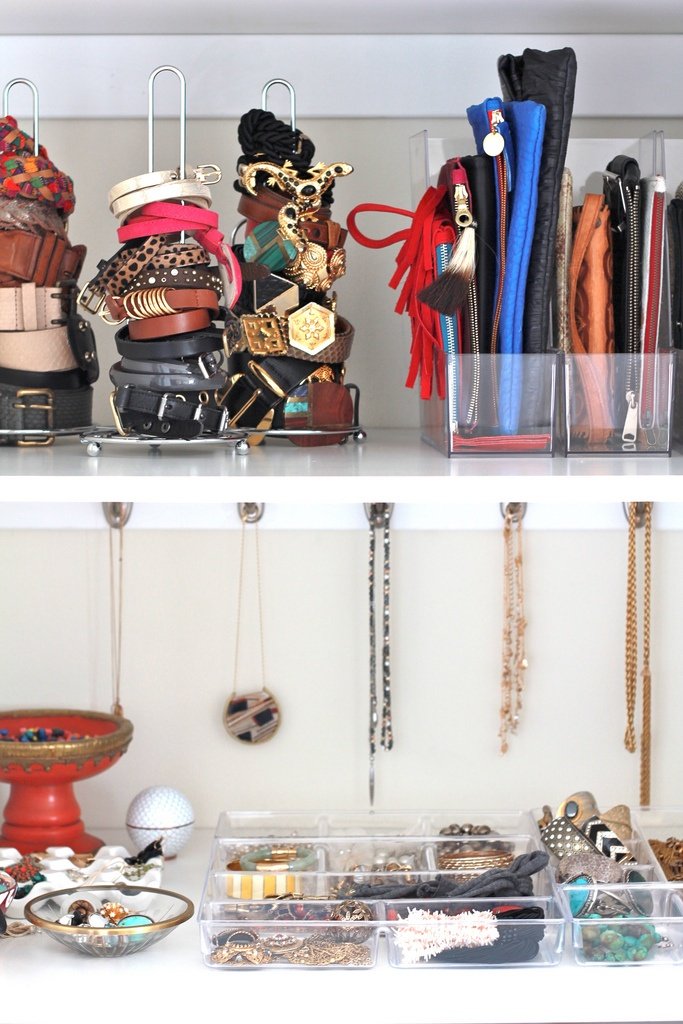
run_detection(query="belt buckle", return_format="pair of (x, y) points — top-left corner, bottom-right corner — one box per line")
(77, 281), (106, 316)
(13, 388), (55, 446)
(242, 313), (288, 357)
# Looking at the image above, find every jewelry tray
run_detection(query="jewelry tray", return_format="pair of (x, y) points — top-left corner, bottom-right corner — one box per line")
(198, 810), (566, 969)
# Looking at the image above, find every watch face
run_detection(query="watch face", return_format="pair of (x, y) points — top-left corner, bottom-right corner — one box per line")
(223, 689), (281, 743)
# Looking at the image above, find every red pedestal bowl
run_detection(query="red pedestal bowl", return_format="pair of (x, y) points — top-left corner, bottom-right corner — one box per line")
(0, 709), (133, 854)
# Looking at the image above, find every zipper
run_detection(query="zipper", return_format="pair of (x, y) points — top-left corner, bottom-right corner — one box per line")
(436, 240), (459, 433)
(621, 178), (641, 446)
(640, 183), (666, 432)
(452, 180), (480, 430)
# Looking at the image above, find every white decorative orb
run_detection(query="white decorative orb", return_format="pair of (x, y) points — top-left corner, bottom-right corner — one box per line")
(125, 786), (194, 858)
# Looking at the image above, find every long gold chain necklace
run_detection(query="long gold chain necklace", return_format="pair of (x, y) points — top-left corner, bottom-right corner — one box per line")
(499, 503), (528, 754)
(624, 501), (653, 805)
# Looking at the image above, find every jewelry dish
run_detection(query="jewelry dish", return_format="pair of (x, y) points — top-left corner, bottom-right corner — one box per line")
(24, 884), (193, 957)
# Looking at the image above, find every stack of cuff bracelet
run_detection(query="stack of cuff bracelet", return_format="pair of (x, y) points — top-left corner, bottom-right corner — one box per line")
(225, 844), (318, 899)
(79, 159), (242, 440)
(226, 104), (358, 445)
(0, 113), (97, 443)
(538, 791), (669, 961)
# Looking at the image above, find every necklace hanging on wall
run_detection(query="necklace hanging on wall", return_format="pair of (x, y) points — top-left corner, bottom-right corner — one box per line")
(366, 502), (394, 805)
(104, 501), (133, 717)
(223, 503), (281, 743)
(499, 502), (528, 754)
(624, 501), (654, 806)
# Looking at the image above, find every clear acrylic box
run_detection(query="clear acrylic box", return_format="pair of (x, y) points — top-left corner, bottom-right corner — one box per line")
(562, 882), (683, 964)
(199, 809), (555, 969)
(562, 132), (674, 456)
(409, 131), (557, 457)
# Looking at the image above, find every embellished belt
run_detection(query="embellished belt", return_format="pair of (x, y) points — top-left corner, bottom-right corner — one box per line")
(228, 307), (354, 364)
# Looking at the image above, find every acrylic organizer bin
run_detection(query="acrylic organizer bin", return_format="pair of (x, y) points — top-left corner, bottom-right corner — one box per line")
(561, 132), (674, 456)
(199, 809), (563, 969)
(409, 129), (557, 457)
(532, 804), (681, 965)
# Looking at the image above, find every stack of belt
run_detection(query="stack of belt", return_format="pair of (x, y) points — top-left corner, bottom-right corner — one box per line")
(227, 105), (360, 445)
(80, 162), (243, 440)
(0, 116), (97, 444)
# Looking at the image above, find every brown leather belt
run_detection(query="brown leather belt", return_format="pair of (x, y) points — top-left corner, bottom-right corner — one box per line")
(105, 287), (220, 323)
(127, 307), (212, 341)
(0, 230), (85, 287)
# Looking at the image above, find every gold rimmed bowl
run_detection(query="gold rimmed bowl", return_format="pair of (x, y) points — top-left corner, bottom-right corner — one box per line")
(24, 884), (194, 957)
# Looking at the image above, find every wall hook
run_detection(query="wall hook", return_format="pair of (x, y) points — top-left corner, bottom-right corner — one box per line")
(364, 503), (394, 528)
(500, 502), (527, 523)
(622, 502), (651, 528)
(238, 502), (264, 524)
(102, 502), (133, 529)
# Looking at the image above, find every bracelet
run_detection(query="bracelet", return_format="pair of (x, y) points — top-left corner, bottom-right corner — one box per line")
(128, 308), (212, 341)
(239, 845), (317, 872)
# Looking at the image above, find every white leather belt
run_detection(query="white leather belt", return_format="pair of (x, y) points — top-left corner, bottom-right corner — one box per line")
(0, 325), (78, 372)
(0, 283), (65, 332)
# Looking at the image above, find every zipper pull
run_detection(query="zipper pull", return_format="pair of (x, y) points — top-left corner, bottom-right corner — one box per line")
(622, 391), (639, 444)
(453, 184), (473, 228)
(483, 108), (505, 157)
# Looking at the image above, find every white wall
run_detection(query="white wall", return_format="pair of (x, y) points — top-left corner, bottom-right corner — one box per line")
(1, 523), (681, 831)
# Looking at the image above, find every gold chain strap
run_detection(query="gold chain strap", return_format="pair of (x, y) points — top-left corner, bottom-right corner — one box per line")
(640, 502), (652, 806)
(624, 503), (638, 752)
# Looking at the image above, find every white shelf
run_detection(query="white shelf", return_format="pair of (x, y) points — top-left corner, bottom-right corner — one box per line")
(1, 430), (683, 504)
(2, 827), (680, 1024)
(2, 0), (683, 36)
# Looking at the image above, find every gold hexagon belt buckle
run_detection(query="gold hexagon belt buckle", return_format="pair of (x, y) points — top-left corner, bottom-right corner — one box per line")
(287, 302), (335, 356)
(242, 313), (288, 356)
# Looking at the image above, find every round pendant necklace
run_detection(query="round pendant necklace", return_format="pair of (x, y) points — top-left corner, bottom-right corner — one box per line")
(223, 504), (281, 743)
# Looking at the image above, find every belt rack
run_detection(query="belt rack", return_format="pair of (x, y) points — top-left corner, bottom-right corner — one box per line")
(0, 79), (97, 447)
(82, 73), (365, 457)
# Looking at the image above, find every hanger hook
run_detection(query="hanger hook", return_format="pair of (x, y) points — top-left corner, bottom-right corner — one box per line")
(622, 502), (651, 529)
(364, 503), (393, 528)
(500, 502), (527, 523)
(2, 78), (39, 152)
(261, 78), (297, 133)
(148, 65), (186, 176)
(238, 502), (264, 524)
(102, 502), (133, 529)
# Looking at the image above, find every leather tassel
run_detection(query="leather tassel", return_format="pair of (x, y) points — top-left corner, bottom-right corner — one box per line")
(419, 210), (476, 316)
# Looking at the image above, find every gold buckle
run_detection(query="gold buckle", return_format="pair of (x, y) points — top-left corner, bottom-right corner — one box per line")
(248, 360), (287, 400)
(77, 281), (106, 316)
(242, 313), (288, 357)
(13, 388), (54, 446)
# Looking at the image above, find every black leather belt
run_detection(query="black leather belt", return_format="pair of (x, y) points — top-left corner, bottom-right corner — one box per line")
(115, 324), (224, 361)
(61, 281), (99, 383)
(221, 354), (323, 428)
(0, 381), (93, 442)
(113, 385), (229, 439)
